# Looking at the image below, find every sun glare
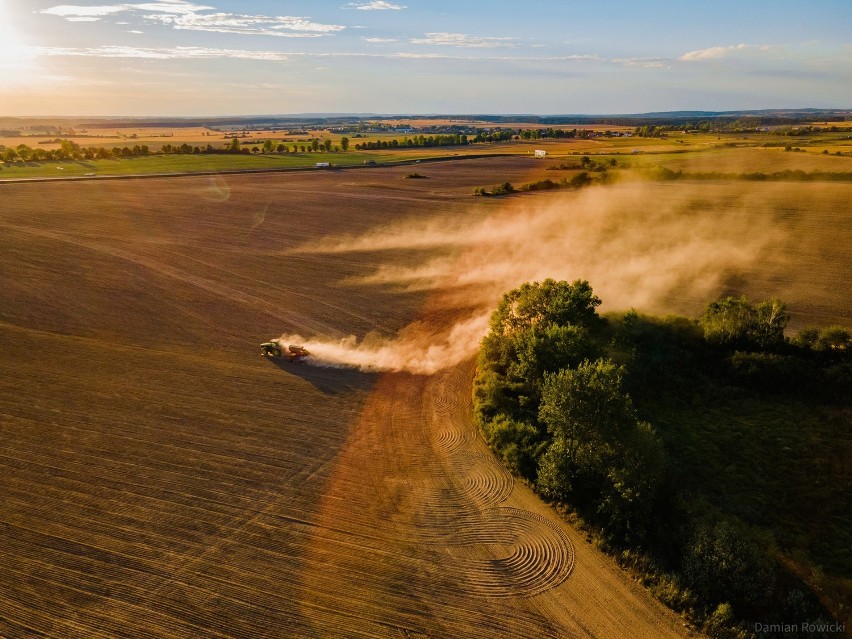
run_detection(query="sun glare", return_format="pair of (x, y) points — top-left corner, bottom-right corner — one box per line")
(0, 0), (37, 84)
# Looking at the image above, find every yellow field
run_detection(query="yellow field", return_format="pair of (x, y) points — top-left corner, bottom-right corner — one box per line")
(0, 127), (327, 151)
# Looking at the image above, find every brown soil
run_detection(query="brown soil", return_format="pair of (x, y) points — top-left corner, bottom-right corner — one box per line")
(1, 158), (846, 637)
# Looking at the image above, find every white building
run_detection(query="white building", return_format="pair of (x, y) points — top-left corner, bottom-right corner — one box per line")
(534, 149), (547, 158)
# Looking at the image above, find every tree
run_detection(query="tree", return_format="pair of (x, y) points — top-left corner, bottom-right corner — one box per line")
(683, 517), (776, 612)
(341, 136), (349, 152)
(262, 139), (275, 153)
(753, 299), (789, 347)
(16, 144), (32, 162)
(539, 359), (635, 473)
(311, 139), (320, 152)
(700, 296), (788, 349)
(489, 279), (602, 336)
(596, 420), (665, 539)
(537, 359), (664, 540)
(818, 326), (850, 350)
(491, 181), (514, 195)
(480, 413), (543, 479)
(59, 139), (80, 157)
(228, 137), (240, 153)
(323, 139), (332, 152)
(507, 323), (598, 395)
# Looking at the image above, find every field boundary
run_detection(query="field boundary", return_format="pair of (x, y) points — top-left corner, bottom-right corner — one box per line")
(0, 153), (516, 185)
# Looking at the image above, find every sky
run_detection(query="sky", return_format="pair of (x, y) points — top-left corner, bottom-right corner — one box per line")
(1, 0), (850, 116)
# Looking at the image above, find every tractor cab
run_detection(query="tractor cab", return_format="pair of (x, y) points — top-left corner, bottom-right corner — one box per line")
(260, 342), (282, 357)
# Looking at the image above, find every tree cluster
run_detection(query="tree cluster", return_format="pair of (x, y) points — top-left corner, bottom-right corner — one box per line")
(700, 296), (789, 349)
(474, 282), (849, 637)
(1, 140), (150, 163)
(1, 136), (351, 166)
(474, 280), (662, 541)
(472, 167), (603, 196)
(354, 133), (469, 150)
(643, 167), (852, 183)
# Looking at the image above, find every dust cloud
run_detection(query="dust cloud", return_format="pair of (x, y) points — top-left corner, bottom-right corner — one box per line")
(277, 314), (488, 375)
(288, 182), (790, 374)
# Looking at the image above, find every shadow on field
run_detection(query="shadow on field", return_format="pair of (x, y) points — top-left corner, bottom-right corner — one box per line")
(266, 357), (377, 395)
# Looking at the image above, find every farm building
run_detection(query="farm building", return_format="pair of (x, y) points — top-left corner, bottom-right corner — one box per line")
(534, 149), (547, 158)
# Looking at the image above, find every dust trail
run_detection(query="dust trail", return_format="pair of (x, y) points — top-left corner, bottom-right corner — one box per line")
(287, 181), (794, 374)
(342, 183), (788, 314)
(277, 313), (488, 375)
(197, 175), (231, 202)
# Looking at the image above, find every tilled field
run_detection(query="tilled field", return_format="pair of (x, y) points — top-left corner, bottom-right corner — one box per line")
(1, 159), (848, 637)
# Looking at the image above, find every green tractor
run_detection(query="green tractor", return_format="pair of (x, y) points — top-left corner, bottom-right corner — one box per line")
(260, 341), (310, 361)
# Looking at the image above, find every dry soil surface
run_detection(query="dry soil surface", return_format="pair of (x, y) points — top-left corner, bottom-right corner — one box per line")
(1, 158), (848, 637)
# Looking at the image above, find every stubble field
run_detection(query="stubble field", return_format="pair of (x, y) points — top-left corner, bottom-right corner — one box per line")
(0, 157), (849, 637)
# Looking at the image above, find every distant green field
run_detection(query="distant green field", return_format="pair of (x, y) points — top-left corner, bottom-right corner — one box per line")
(0, 151), (421, 180)
(3, 133), (848, 180)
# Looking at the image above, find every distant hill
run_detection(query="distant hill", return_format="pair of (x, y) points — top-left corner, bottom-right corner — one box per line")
(1, 108), (849, 131)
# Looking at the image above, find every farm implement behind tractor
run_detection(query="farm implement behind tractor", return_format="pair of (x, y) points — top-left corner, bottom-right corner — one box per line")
(260, 341), (310, 361)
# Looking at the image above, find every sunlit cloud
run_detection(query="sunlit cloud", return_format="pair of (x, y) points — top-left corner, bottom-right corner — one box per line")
(559, 54), (601, 62)
(680, 43), (775, 61)
(41, 1), (211, 20)
(35, 45), (289, 60)
(411, 32), (516, 48)
(345, 1), (405, 9)
(0, 4), (39, 86)
(611, 56), (669, 68)
(28, 43), (678, 68)
(41, 4), (129, 18)
(392, 52), (448, 59)
(40, 3), (344, 37)
(147, 12), (345, 37)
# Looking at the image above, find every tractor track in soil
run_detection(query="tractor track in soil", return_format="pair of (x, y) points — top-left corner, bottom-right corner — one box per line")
(3, 164), (843, 636)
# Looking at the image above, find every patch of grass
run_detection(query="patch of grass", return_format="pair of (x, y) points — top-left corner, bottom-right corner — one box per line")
(0, 151), (441, 179)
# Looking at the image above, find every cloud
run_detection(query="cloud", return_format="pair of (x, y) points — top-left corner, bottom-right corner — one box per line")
(147, 13), (345, 37)
(411, 32), (517, 48)
(41, 1), (211, 20)
(611, 56), (669, 69)
(747, 68), (829, 80)
(392, 52), (449, 59)
(35, 45), (289, 61)
(40, 3), (345, 37)
(41, 4), (130, 18)
(680, 43), (774, 61)
(363, 37), (398, 43)
(29, 43), (678, 70)
(345, 1), (406, 9)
